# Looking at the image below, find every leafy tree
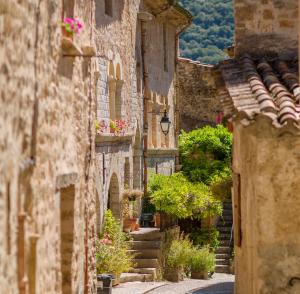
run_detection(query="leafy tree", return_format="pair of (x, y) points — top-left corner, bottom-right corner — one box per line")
(148, 173), (222, 219)
(179, 125), (232, 200)
(179, 0), (234, 64)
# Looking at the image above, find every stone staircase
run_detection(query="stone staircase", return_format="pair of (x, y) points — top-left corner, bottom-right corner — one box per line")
(215, 200), (233, 274)
(120, 228), (163, 283)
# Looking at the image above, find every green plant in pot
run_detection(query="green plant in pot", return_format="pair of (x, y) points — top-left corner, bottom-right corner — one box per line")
(122, 189), (143, 232)
(190, 247), (215, 280)
(165, 235), (193, 282)
(96, 210), (134, 285)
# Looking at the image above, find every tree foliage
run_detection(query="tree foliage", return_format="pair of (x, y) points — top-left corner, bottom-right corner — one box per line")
(148, 173), (222, 219)
(179, 125), (232, 185)
(179, 0), (234, 64)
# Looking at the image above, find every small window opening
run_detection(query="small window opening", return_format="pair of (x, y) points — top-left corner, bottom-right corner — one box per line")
(105, 0), (113, 17)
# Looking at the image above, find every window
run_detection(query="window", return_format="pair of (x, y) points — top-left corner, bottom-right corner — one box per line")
(163, 23), (168, 72)
(105, 0), (113, 17)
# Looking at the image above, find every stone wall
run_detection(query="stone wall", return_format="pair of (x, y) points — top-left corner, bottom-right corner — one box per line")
(235, 0), (298, 58)
(0, 0), (97, 293)
(177, 58), (222, 132)
(94, 0), (143, 226)
(232, 118), (300, 294)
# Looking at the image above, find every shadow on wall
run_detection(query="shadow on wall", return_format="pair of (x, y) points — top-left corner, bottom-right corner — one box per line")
(95, 0), (125, 27)
(191, 281), (234, 294)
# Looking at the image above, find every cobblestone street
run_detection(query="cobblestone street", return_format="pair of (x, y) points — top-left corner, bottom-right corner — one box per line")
(112, 273), (234, 294)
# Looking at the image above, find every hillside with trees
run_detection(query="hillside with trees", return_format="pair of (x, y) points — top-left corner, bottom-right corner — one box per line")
(179, 0), (234, 65)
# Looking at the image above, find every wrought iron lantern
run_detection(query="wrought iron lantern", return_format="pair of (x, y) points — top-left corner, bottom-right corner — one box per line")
(160, 110), (171, 136)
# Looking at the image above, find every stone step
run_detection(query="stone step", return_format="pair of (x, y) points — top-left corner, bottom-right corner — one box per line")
(217, 227), (232, 233)
(128, 249), (161, 259)
(128, 267), (157, 279)
(129, 240), (162, 250)
(221, 215), (233, 221)
(215, 265), (231, 273)
(120, 273), (154, 283)
(217, 221), (232, 227)
(130, 229), (163, 241)
(216, 259), (230, 266)
(222, 210), (233, 216)
(133, 258), (160, 269)
(219, 240), (231, 246)
(219, 233), (231, 240)
(216, 253), (230, 259)
(215, 246), (231, 254)
(223, 202), (232, 209)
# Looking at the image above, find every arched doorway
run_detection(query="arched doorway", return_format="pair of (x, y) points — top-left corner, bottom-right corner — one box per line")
(108, 173), (121, 220)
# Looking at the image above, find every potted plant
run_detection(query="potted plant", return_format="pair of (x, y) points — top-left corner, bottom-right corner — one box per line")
(61, 18), (82, 40)
(164, 235), (193, 282)
(122, 199), (132, 233)
(96, 210), (134, 285)
(190, 247), (215, 280)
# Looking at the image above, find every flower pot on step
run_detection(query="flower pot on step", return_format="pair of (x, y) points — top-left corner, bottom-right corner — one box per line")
(154, 213), (161, 228)
(191, 270), (209, 280)
(164, 267), (183, 282)
(123, 219), (132, 233)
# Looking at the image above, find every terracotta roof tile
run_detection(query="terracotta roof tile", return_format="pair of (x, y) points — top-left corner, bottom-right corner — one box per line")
(219, 55), (300, 129)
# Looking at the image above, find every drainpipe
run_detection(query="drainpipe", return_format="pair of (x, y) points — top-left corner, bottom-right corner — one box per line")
(139, 12), (153, 198)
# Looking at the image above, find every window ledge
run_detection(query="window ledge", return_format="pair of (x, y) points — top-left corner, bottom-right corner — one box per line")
(95, 132), (135, 144)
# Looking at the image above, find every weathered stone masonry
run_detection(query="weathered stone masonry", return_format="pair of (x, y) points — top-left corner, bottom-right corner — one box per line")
(177, 58), (222, 132)
(0, 0), (97, 293)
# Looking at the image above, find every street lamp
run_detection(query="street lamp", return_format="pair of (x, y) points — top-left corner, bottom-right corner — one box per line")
(160, 110), (171, 136)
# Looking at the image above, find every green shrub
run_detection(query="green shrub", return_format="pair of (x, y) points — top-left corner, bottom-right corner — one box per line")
(96, 210), (134, 277)
(190, 247), (216, 273)
(190, 228), (220, 251)
(166, 234), (194, 270)
(148, 173), (222, 219)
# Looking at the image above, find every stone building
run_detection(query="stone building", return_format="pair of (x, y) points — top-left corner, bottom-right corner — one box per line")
(219, 0), (300, 293)
(139, 1), (192, 180)
(0, 0), (97, 293)
(177, 58), (223, 131)
(94, 0), (192, 229)
(94, 0), (143, 228)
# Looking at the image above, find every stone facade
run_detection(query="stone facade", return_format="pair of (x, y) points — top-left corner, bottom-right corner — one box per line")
(140, 1), (192, 178)
(235, 0), (298, 58)
(0, 0), (97, 293)
(177, 58), (223, 132)
(232, 121), (300, 294)
(219, 1), (300, 293)
(94, 0), (143, 226)
(0, 0), (192, 292)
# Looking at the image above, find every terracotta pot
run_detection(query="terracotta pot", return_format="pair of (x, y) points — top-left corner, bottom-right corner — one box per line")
(154, 213), (161, 228)
(61, 26), (73, 40)
(123, 219), (132, 233)
(191, 270), (209, 280)
(130, 218), (137, 231)
(164, 267), (183, 282)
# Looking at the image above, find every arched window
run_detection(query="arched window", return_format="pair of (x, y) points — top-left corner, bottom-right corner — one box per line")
(115, 63), (123, 120)
(108, 61), (116, 120)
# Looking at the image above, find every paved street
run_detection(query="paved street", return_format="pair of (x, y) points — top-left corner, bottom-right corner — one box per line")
(112, 273), (234, 294)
